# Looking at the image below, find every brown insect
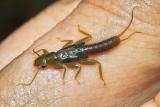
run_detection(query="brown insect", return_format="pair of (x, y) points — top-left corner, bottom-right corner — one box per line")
(19, 6), (141, 86)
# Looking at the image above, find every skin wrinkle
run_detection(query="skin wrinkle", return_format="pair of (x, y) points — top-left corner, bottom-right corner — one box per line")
(141, 0), (160, 14)
(51, 90), (105, 106)
(113, 68), (160, 99)
(134, 0), (160, 25)
(123, 45), (160, 55)
(76, 1), (135, 33)
(123, 35), (160, 48)
(136, 12), (160, 27)
(136, 11), (160, 25)
(116, 2), (160, 26)
(155, 93), (160, 106)
(50, 65), (159, 105)
(141, 6), (160, 15)
(48, 78), (107, 104)
(84, 0), (138, 18)
(77, 3), (131, 27)
(143, 100), (158, 107)
(51, 95), (86, 105)
(76, 2), (141, 44)
(77, 0), (160, 45)
(83, 0), (142, 32)
(83, 1), (122, 18)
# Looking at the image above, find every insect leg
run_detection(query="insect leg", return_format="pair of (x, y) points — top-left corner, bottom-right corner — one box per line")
(59, 40), (74, 48)
(80, 59), (106, 85)
(66, 63), (81, 84)
(56, 67), (67, 85)
(62, 67), (67, 81)
(33, 48), (49, 56)
(75, 24), (92, 44)
(53, 62), (67, 84)
(17, 68), (41, 86)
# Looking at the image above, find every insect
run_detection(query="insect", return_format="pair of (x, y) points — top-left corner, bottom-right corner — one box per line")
(19, 6), (140, 86)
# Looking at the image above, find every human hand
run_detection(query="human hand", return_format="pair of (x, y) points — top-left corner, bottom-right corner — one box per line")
(0, 0), (160, 107)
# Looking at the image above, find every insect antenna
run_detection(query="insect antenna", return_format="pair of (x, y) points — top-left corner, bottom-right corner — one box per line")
(117, 6), (139, 38)
(33, 48), (40, 56)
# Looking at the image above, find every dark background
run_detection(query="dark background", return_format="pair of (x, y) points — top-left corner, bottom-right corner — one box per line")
(0, 0), (56, 42)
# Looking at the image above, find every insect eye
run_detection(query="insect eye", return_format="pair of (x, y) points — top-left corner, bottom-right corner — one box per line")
(34, 60), (39, 66)
(41, 65), (46, 68)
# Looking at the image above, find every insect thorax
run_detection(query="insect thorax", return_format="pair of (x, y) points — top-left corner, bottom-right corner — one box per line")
(56, 44), (88, 63)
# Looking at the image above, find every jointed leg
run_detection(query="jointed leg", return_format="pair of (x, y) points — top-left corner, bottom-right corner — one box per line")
(75, 24), (92, 44)
(62, 67), (67, 81)
(80, 59), (106, 85)
(66, 63), (81, 84)
(18, 69), (41, 86)
(75, 66), (81, 84)
(33, 48), (49, 56)
(58, 39), (73, 48)
(53, 62), (67, 84)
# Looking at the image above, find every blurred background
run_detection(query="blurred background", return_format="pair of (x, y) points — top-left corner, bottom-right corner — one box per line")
(0, 0), (57, 42)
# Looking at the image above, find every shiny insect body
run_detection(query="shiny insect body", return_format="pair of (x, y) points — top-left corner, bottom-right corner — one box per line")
(20, 7), (140, 86)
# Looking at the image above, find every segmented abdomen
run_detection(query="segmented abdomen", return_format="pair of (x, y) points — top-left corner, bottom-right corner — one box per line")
(84, 36), (120, 54)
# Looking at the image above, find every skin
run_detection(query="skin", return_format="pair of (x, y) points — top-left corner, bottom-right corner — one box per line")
(141, 92), (160, 107)
(0, 0), (81, 70)
(0, 0), (160, 107)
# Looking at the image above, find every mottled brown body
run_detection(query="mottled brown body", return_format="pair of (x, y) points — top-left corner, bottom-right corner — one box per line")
(19, 7), (140, 86)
